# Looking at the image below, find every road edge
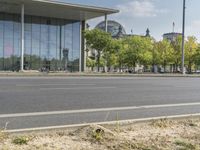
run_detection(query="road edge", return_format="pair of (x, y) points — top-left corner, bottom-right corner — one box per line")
(4, 113), (200, 133)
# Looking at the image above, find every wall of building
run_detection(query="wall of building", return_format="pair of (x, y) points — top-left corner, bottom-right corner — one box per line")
(0, 12), (81, 72)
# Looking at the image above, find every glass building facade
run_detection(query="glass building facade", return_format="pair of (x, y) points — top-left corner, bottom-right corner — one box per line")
(0, 13), (81, 72)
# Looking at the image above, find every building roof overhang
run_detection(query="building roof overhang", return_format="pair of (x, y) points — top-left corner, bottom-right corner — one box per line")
(0, 0), (119, 21)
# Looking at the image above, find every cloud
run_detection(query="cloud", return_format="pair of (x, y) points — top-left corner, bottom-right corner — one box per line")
(88, 0), (170, 39)
(116, 0), (169, 18)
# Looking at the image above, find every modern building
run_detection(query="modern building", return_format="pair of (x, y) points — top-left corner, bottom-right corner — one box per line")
(0, 0), (118, 72)
(163, 32), (182, 42)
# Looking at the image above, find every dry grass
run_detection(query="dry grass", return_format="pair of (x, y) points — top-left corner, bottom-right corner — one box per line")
(1, 118), (200, 150)
(0, 130), (8, 142)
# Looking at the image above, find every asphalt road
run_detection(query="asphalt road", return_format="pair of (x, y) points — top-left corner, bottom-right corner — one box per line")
(1, 76), (200, 130)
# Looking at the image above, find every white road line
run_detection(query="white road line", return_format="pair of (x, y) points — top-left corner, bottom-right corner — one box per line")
(4, 113), (200, 133)
(1, 102), (200, 118)
(16, 84), (96, 87)
(39, 86), (116, 90)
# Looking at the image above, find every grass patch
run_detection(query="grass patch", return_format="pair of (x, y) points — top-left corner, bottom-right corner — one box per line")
(92, 128), (105, 141)
(0, 130), (8, 142)
(150, 118), (173, 128)
(12, 136), (31, 145)
(185, 119), (198, 127)
(175, 140), (197, 150)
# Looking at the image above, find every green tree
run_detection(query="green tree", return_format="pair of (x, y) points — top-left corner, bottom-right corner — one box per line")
(139, 37), (154, 72)
(102, 39), (118, 72)
(86, 58), (96, 71)
(84, 29), (112, 72)
(194, 45), (200, 71)
(154, 39), (173, 72)
(111, 40), (122, 69)
(123, 36), (153, 72)
(171, 35), (182, 72)
(185, 36), (198, 73)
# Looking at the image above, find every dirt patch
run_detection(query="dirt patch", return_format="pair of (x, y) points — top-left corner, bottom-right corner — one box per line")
(1, 118), (200, 150)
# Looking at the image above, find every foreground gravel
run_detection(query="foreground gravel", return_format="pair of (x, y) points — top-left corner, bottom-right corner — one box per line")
(1, 117), (200, 150)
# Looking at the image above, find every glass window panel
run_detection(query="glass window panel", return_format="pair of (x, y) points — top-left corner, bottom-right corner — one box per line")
(72, 22), (80, 72)
(4, 38), (13, 70)
(32, 16), (40, 32)
(24, 16), (32, 70)
(0, 13), (4, 70)
(32, 33), (40, 54)
(25, 16), (32, 32)
(13, 15), (21, 58)
(0, 46), (3, 70)
(4, 14), (14, 70)
(40, 18), (49, 69)
(11, 14), (21, 71)
(50, 22), (58, 72)
(0, 13), (81, 71)
(4, 14), (14, 39)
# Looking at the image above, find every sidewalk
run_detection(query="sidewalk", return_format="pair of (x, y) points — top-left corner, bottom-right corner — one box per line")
(0, 71), (199, 77)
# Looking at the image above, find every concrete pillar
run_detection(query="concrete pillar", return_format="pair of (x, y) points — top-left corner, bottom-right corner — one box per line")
(81, 20), (86, 72)
(21, 4), (25, 71)
(104, 14), (108, 72)
(105, 14), (108, 32)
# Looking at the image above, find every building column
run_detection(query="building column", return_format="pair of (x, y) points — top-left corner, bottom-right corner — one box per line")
(21, 4), (25, 71)
(105, 14), (108, 32)
(104, 14), (108, 72)
(80, 20), (86, 72)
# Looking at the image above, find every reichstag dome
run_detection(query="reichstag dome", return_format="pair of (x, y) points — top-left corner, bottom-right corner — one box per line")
(95, 20), (126, 38)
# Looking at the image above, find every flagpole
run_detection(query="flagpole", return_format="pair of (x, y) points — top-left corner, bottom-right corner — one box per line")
(181, 0), (186, 75)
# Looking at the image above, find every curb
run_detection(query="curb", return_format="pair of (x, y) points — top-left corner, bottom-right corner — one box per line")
(0, 73), (199, 78)
(4, 113), (200, 133)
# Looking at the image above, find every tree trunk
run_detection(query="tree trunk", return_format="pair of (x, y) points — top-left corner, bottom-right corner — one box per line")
(188, 61), (192, 74)
(152, 64), (155, 73)
(119, 61), (122, 73)
(175, 60), (179, 73)
(97, 51), (100, 72)
(163, 61), (166, 73)
(133, 62), (136, 73)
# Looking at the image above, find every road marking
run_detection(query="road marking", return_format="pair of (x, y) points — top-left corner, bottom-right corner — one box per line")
(4, 113), (200, 133)
(1, 102), (200, 118)
(16, 83), (96, 87)
(39, 86), (116, 90)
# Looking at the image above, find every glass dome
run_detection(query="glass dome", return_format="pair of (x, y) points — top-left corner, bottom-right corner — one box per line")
(95, 20), (126, 38)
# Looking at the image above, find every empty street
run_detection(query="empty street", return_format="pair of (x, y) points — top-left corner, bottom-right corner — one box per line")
(0, 76), (200, 131)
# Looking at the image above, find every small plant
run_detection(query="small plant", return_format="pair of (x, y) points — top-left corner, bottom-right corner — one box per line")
(56, 131), (65, 137)
(186, 119), (198, 127)
(115, 112), (121, 133)
(150, 118), (172, 128)
(12, 136), (30, 145)
(175, 140), (197, 150)
(92, 128), (105, 141)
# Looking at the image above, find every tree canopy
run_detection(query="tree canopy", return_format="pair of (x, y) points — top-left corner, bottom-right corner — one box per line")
(84, 29), (200, 73)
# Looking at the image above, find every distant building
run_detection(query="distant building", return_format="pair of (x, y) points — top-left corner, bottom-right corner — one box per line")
(145, 28), (150, 37)
(163, 32), (182, 42)
(95, 20), (151, 39)
(88, 20), (151, 72)
(95, 20), (126, 38)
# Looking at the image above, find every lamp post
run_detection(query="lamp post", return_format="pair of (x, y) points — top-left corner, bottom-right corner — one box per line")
(181, 0), (186, 75)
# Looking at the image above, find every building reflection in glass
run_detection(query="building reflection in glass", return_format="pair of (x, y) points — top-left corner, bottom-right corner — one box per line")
(0, 13), (80, 72)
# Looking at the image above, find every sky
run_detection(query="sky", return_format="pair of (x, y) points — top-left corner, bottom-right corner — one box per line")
(60, 0), (200, 41)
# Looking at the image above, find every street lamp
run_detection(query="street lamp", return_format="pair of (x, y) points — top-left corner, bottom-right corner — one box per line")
(181, 0), (186, 75)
